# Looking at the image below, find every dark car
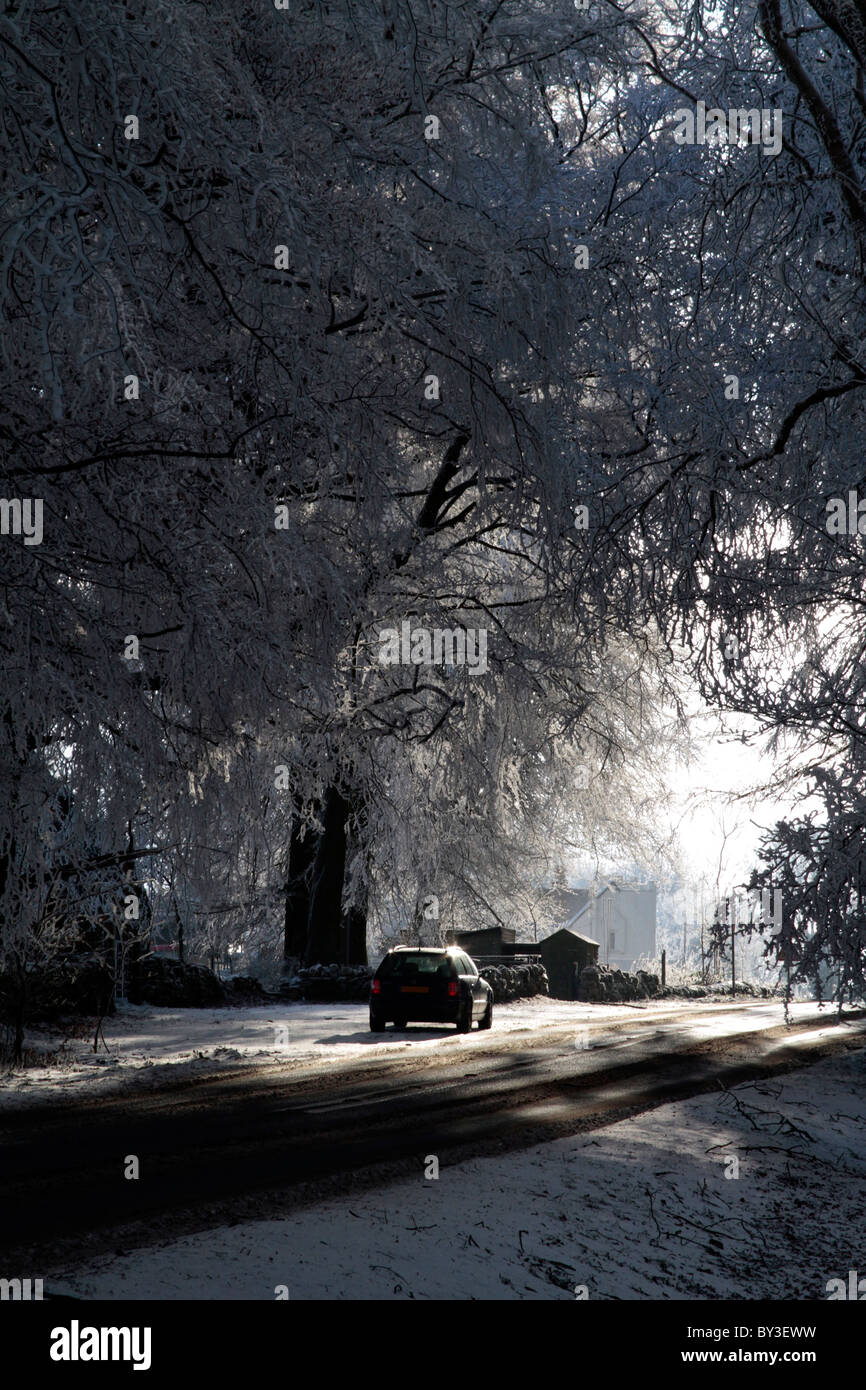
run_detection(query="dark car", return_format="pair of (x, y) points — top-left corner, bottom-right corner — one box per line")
(369, 946), (493, 1033)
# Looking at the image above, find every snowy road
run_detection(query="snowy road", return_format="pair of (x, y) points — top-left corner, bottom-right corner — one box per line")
(49, 1048), (866, 1301)
(1, 998), (864, 1275)
(3, 994), (854, 1109)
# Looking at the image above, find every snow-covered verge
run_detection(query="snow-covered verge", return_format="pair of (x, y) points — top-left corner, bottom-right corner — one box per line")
(0, 994), (758, 1109)
(47, 1049), (866, 1300)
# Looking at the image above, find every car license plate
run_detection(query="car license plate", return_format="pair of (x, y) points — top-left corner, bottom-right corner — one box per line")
(400, 985), (428, 993)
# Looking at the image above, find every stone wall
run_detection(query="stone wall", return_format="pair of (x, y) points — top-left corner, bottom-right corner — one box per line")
(576, 963), (661, 1002)
(480, 961), (549, 1003)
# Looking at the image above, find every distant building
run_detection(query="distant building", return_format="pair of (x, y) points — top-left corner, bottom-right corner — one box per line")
(539, 879), (656, 973)
(444, 879), (656, 1000)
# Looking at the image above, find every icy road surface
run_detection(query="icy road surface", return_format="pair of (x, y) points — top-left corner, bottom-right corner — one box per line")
(2, 995), (846, 1109)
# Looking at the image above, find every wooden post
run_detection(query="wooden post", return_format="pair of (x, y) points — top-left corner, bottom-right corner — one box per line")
(661, 948), (666, 991)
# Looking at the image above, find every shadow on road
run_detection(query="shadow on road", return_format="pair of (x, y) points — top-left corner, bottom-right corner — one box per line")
(315, 1026), (457, 1045)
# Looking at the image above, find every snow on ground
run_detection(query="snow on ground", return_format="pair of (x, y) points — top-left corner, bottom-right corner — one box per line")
(0, 996), (836, 1109)
(48, 1049), (866, 1300)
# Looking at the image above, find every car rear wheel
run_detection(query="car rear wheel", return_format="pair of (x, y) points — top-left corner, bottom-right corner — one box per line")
(478, 996), (493, 1030)
(456, 1000), (473, 1033)
(369, 1011), (386, 1033)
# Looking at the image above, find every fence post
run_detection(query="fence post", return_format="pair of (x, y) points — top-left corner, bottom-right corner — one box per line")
(661, 948), (666, 991)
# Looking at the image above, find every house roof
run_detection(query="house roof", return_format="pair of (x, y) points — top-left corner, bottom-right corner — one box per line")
(538, 886), (589, 929)
(540, 926), (601, 947)
(567, 899), (594, 926)
(536, 888), (594, 941)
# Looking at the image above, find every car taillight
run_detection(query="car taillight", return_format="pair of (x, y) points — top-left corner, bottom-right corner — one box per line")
(372, 979), (381, 994)
(447, 981), (459, 997)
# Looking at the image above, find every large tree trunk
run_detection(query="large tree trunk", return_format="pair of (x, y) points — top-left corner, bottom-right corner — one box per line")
(304, 783), (350, 965)
(283, 809), (318, 963)
(341, 879), (368, 966)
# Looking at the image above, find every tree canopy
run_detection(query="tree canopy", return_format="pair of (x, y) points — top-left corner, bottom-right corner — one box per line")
(3, 0), (866, 1012)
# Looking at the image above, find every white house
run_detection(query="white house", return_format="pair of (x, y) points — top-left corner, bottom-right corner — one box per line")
(542, 879), (656, 972)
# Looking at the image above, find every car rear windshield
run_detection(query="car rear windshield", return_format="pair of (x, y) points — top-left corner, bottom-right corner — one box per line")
(378, 952), (454, 978)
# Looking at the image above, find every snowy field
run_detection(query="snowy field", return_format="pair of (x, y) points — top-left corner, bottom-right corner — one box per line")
(47, 1048), (866, 1300)
(0, 996), (831, 1109)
